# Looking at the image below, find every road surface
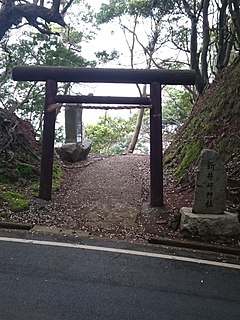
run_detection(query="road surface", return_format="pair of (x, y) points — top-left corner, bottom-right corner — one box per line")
(0, 234), (239, 320)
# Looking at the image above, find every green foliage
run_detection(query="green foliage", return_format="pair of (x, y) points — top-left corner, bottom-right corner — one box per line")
(8, 32), (86, 67)
(163, 87), (193, 127)
(16, 162), (39, 181)
(173, 140), (202, 179)
(0, 157), (40, 185)
(31, 161), (62, 195)
(54, 124), (65, 144)
(85, 115), (135, 155)
(0, 30), (96, 141)
(52, 163), (63, 191)
(85, 91), (193, 156)
(97, 0), (175, 23)
(95, 50), (120, 64)
(161, 87), (193, 148)
(0, 212), (7, 218)
(0, 191), (29, 212)
(97, 0), (129, 23)
(85, 113), (150, 155)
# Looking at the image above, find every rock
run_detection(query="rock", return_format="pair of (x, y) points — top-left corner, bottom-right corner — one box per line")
(169, 213), (181, 231)
(180, 149), (240, 237)
(192, 149), (227, 214)
(57, 140), (91, 162)
(180, 207), (240, 237)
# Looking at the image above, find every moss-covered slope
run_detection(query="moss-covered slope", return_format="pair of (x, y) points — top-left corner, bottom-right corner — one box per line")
(164, 58), (240, 187)
(0, 108), (63, 215)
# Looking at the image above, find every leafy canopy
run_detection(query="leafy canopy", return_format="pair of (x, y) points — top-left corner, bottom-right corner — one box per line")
(85, 114), (149, 155)
(97, 0), (176, 23)
(0, 30), (96, 140)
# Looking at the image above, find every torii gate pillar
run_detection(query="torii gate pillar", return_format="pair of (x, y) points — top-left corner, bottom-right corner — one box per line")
(150, 82), (163, 207)
(39, 80), (57, 200)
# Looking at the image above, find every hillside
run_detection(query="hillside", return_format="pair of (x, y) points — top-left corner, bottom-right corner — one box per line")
(0, 108), (41, 185)
(164, 57), (240, 211)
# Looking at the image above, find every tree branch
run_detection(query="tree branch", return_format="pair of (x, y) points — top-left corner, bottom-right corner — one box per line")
(62, 0), (74, 15)
(51, 0), (60, 14)
(229, 0), (240, 43)
(0, 0), (71, 40)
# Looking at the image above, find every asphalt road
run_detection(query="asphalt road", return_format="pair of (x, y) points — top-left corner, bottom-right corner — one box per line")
(0, 235), (239, 320)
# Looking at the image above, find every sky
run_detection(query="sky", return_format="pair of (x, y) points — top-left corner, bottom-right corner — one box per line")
(57, 0), (144, 127)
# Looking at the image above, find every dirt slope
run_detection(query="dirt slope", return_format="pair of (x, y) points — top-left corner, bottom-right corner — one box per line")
(0, 108), (41, 184)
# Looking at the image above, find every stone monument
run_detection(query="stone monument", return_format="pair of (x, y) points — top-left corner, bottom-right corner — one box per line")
(58, 140), (91, 162)
(180, 149), (240, 237)
(56, 105), (92, 162)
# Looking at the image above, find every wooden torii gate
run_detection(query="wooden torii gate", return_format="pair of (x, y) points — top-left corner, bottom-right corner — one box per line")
(12, 66), (195, 207)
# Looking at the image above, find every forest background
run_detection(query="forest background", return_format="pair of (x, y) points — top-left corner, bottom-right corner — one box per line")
(1, 0), (240, 155)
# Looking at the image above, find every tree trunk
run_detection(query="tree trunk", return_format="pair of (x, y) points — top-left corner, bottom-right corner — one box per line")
(127, 81), (148, 153)
(229, 0), (240, 42)
(189, 15), (206, 94)
(127, 108), (145, 153)
(201, 0), (210, 84)
(182, 0), (206, 94)
(216, 0), (228, 69)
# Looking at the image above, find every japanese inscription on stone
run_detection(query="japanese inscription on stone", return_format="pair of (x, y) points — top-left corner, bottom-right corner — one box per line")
(206, 160), (214, 208)
(192, 149), (227, 214)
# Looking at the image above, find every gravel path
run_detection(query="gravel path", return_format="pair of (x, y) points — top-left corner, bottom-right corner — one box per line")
(63, 155), (147, 229)
(6, 154), (240, 247)
(9, 155), (151, 240)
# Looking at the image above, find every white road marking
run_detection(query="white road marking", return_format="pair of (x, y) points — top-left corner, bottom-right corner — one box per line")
(0, 236), (239, 270)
